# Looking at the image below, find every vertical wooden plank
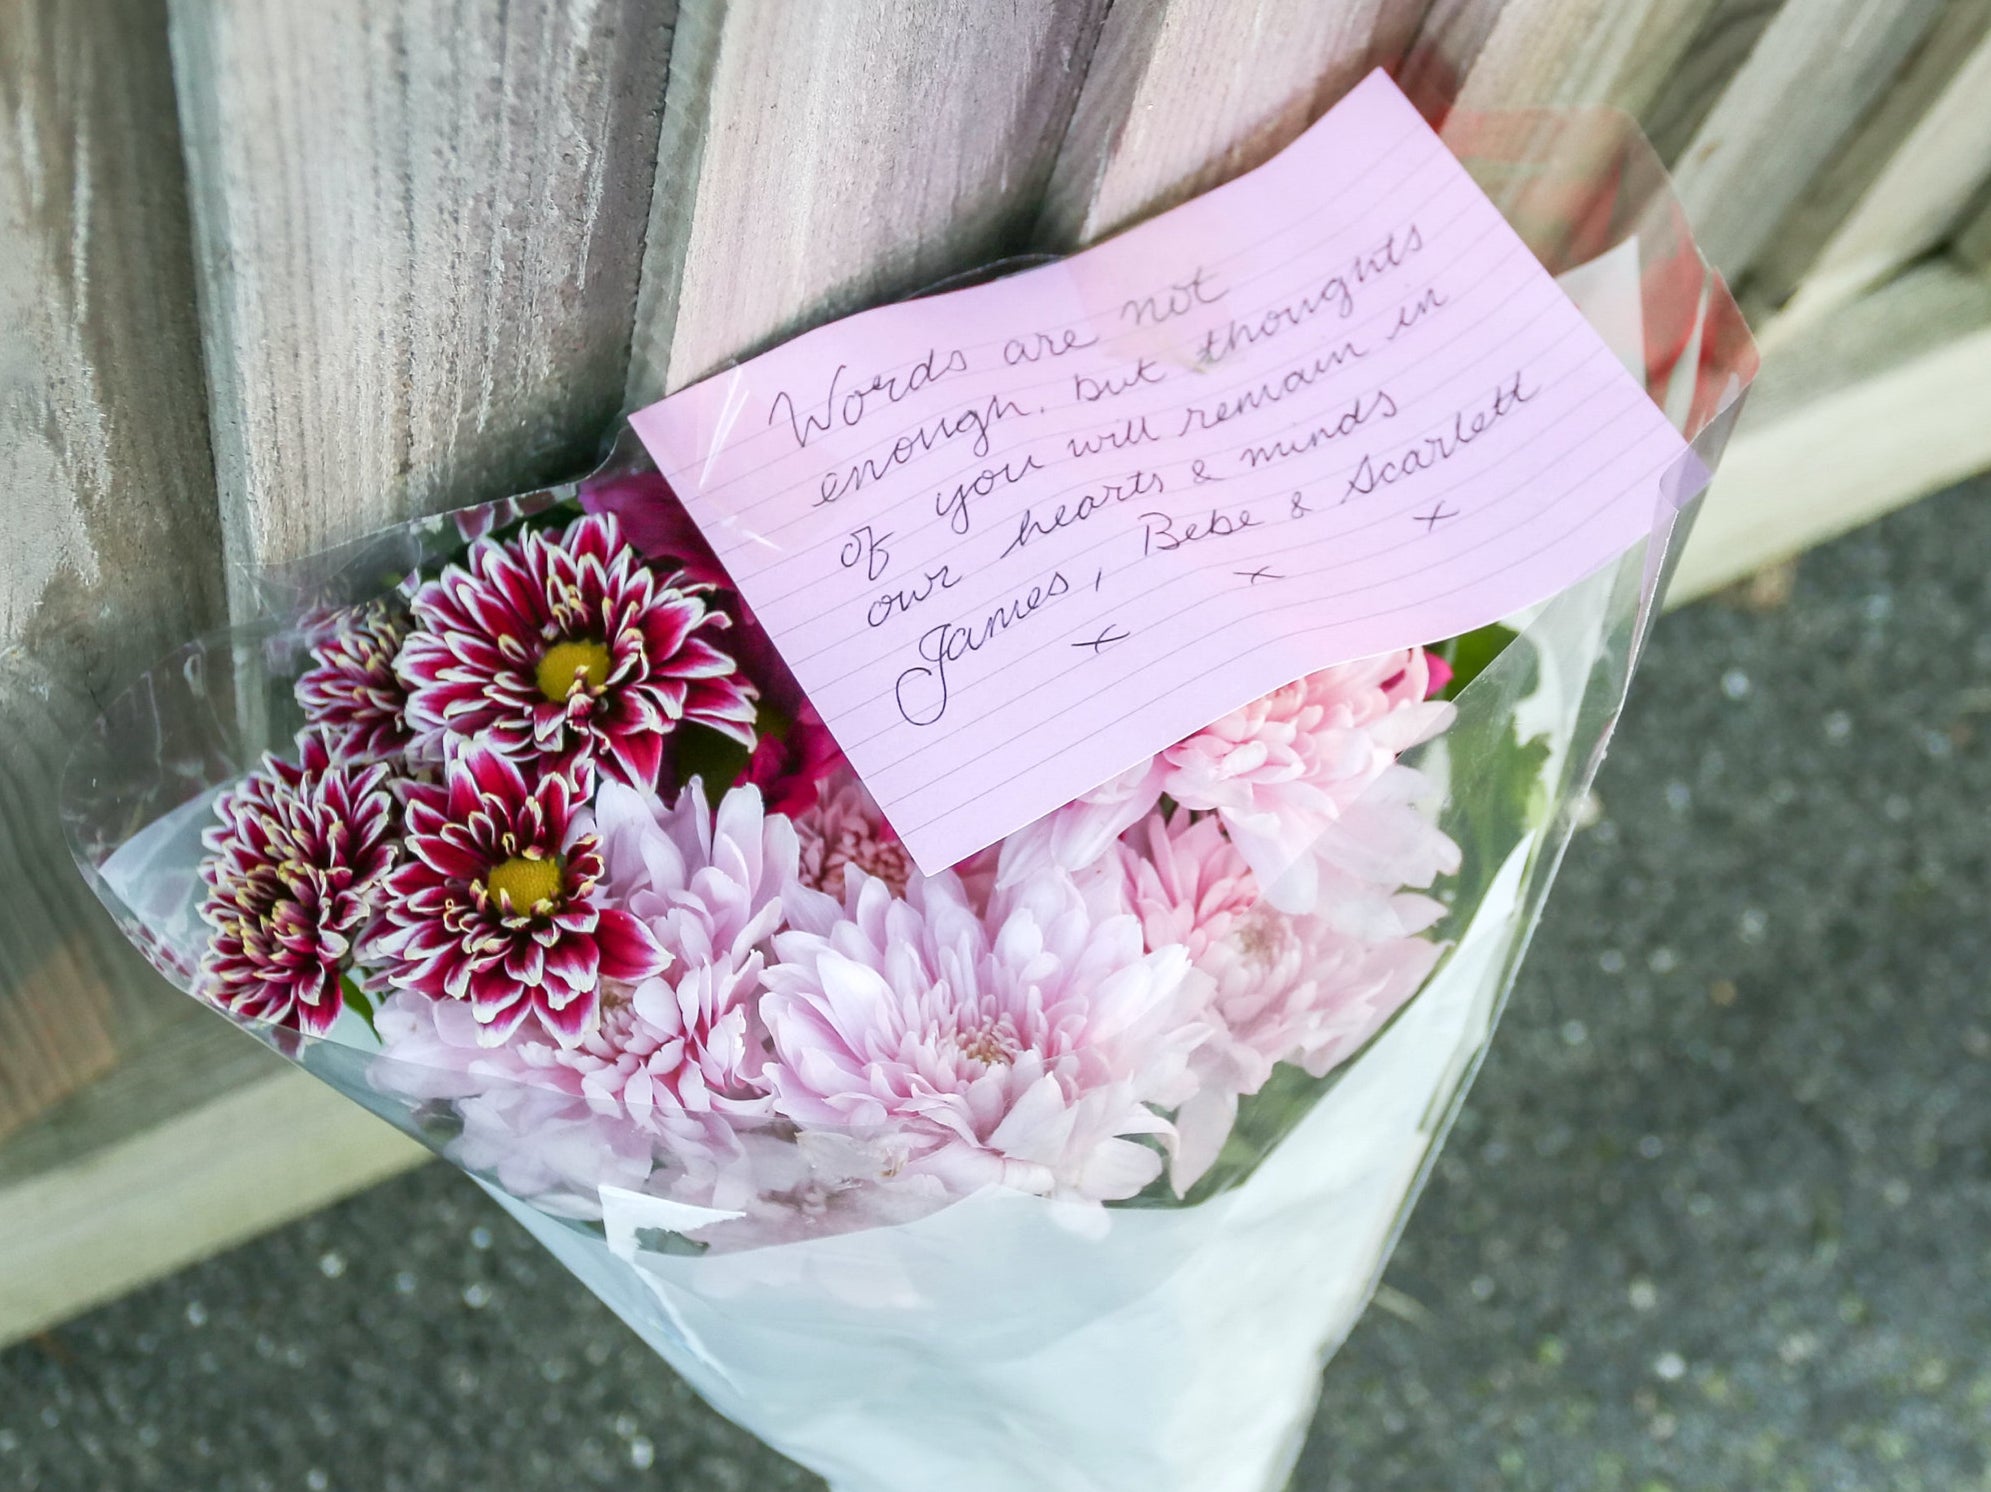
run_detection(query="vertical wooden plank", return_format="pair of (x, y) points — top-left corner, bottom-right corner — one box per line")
(1637, 0), (1783, 165)
(1404, 0), (1721, 119)
(1665, 0), (1950, 279)
(627, 0), (1114, 400)
(1955, 182), (1991, 271)
(1036, 0), (1429, 251)
(1765, 9), (1991, 326)
(166, 0), (678, 606)
(0, 0), (225, 1137)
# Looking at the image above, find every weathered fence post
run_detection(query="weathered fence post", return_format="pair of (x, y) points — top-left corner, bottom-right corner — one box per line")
(0, 0), (223, 1141)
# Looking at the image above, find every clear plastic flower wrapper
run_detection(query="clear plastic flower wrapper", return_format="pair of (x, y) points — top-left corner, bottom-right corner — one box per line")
(66, 100), (1754, 1492)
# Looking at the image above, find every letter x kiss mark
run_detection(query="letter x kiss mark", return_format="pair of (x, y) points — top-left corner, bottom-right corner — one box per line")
(1072, 625), (1132, 654)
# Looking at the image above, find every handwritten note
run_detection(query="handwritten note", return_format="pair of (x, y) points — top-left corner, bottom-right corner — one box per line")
(629, 69), (1703, 875)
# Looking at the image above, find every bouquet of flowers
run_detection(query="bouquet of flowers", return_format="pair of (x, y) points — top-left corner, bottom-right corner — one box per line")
(186, 491), (1460, 1207)
(64, 94), (1753, 1492)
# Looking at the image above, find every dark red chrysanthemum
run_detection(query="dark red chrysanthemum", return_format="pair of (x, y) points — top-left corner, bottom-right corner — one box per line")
(296, 598), (415, 766)
(723, 606), (843, 817)
(584, 471), (842, 813)
(197, 731), (399, 1034)
(395, 512), (756, 792)
(578, 469), (731, 592)
(372, 741), (668, 1047)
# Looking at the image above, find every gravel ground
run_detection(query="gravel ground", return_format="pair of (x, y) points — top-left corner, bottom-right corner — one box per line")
(3, 475), (1987, 1492)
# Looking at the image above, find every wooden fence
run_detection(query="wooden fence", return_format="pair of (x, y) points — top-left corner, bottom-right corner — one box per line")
(5, 0), (1990, 1342)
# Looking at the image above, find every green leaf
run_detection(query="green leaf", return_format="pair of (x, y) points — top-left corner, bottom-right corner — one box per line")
(1438, 623), (1520, 699)
(671, 720), (756, 808)
(1432, 640), (1553, 944)
(339, 971), (379, 1036)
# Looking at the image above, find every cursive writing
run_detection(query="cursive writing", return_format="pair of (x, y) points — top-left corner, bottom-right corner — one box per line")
(868, 564), (962, 628)
(1067, 415), (1165, 459)
(1141, 504), (1261, 555)
(771, 348), (971, 450)
(814, 391), (1030, 507)
(1002, 468), (1165, 559)
(838, 524), (893, 581)
(1238, 388), (1399, 468)
(894, 570), (1072, 725)
(1004, 327), (1098, 365)
(1196, 226), (1422, 366)
(1344, 371), (1536, 497)
(1179, 339), (1370, 435)
(1386, 286), (1447, 340)
(1122, 265), (1227, 327)
(1074, 356), (1165, 403)
(935, 454), (1045, 535)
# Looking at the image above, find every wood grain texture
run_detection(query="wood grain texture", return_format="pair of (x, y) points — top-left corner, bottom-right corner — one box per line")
(1956, 185), (1991, 271)
(0, 1055), (426, 1346)
(626, 0), (1114, 400)
(1637, 0), (1783, 166)
(0, 1002), (275, 1190)
(1037, 0), (1427, 250)
(1406, 0), (1718, 120)
(0, 0), (225, 1138)
(1762, 4), (1991, 328)
(166, 0), (677, 609)
(1672, 263), (1991, 604)
(1666, 0), (1950, 280)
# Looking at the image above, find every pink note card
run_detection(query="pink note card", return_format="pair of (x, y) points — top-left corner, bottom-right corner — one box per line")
(629, 69), (1703, 875)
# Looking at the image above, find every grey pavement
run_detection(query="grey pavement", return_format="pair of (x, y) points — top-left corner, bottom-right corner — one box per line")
(3, 475), (1987, 1492)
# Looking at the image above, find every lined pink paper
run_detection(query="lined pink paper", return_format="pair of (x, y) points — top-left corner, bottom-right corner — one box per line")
(629, 69), (1702, 875)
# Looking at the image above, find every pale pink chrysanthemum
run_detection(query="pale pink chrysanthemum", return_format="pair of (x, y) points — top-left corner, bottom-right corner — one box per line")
(790, 764), (914, 899)
(668, 1127), (956, 1252)
(761, 867), (1209, 1201)
(197, 731), (398, 1034)
(949, 842), (1004, 919)
(372, 991), (659, 1219)
(396, 511), (756, 792)
(994, 755), (1167, 890)
(1170, 887), (1446, 1190)
(449, 1077), (661, 1220)
(593, 777), (796, 971)
(589, 776), (807, 1126)
(1091, 809), (1448, 1190)
(295, 598), (415, 766)
(1209, 884), (1446, 1085)
(373, 777), (807, 1213)
(1159, 648), (1456, 911)
(1094, 811), (1261, 963)
(370, 741), (668, 1047)
(996, 649), (1455, 900)
(375, 982), (906, 1229)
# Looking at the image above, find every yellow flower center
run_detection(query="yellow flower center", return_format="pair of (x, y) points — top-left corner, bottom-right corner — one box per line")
(535, 638), (613, 702)
(485, 852), (565, 912)
(957, 1024), (1014, 1067)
